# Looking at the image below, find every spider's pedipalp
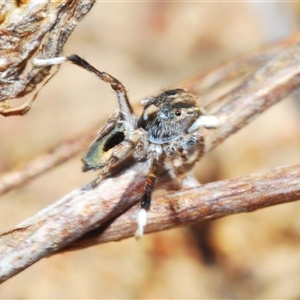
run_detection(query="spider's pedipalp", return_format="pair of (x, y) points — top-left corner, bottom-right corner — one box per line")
(188, 115), (219, 133)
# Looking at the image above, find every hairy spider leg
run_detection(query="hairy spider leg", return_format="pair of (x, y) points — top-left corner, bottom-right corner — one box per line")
(141, 159), (157, 211)
(67, 55), (135, 126)
(135, 145), (161, 239)
(142, 143), (163, 210)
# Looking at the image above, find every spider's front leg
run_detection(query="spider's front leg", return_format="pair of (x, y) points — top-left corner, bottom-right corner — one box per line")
(135, 144), (162, 239)
(165, 133), (205, 162)
(162, 133), (205, 190)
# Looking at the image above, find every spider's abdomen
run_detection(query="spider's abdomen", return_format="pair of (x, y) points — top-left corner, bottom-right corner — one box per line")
(138, 88), (201, 144)
(82, 122), (126, 172)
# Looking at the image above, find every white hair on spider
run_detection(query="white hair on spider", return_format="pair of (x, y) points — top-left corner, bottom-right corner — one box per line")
(135, 208), (147, 240)
(188, 115), (219, 133)
(31, 56), (67, 67)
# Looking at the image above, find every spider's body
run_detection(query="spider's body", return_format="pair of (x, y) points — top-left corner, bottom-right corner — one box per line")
(32, 54), (218, 238)
(83, 88), (204, 184)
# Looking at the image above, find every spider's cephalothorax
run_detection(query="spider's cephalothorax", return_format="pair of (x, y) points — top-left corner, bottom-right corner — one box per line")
(32, 54), (219, 238)
(138, 89), (201, 144)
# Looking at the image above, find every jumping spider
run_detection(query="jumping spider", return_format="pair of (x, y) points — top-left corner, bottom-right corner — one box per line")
(32, 55), (219, 238)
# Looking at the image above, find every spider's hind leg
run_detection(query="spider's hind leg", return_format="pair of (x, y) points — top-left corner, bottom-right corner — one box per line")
(81, 175), (104, 191)
(135, 144), (161, 239)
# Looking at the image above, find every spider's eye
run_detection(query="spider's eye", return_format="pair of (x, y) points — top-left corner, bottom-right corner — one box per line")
(174, 110), (181, 116)
(165, 89), (178, 96)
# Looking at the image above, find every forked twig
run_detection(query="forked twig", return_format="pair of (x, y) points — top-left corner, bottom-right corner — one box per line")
(1, 36), (300, 282)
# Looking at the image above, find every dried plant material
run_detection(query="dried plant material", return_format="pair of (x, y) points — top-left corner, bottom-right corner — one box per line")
(0, 0), (95, 116)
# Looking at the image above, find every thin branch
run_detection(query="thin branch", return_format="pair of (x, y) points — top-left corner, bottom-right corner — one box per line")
(1, 36), (300, 282)
(179, 33), (300, 97)
(0, 162), (147, 283)
(0, 124), (99, 197)
(63, 163), (300, 250)
(205, 38), (300, 150)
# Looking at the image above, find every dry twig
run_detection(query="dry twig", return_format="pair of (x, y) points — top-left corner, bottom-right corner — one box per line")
(1, 35), (300, 282)
(0, 125), (99, 197)
(64, 163), (300, 250)
(0, 0), (95, 116)
(180, 33), (300, 98)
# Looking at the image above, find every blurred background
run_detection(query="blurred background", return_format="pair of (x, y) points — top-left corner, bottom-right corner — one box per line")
(1, 1), (300, 298)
